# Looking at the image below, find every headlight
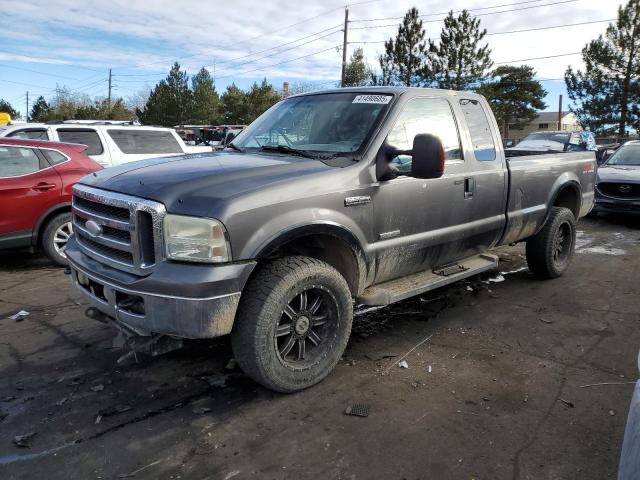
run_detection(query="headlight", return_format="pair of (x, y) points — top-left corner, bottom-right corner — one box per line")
(163, 214), (231, 263)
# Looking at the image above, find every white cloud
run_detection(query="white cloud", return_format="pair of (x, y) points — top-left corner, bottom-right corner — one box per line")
(0, 0), (623, 96)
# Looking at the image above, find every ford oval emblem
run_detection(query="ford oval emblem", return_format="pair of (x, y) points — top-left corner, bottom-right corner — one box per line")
(619, 184), (631, 193)
(85, 220), (103, 237)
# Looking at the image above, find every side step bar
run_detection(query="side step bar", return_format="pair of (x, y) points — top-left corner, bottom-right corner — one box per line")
(356, 253), (499, 306)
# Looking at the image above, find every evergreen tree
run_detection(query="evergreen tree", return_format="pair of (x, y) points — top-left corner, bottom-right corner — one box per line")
(428, 10), (493, 90)
(565, 0), (640, 136)
(343, 47), (368, 87)
(220, 83), (248, 124)
(30, 96), (51, 122)
(477, 66), (547, 138)
(245, 79), (280, 122)
(191, 67), (220, 124)
(136, 62), (192, 126)
(0, 99), (20, 119)
(372, 8), (428, 86)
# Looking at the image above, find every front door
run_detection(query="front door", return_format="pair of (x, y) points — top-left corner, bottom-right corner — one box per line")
(371, 96), (470, 283)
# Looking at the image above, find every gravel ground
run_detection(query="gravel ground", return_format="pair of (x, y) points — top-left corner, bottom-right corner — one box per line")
(1, 214), (639, 480)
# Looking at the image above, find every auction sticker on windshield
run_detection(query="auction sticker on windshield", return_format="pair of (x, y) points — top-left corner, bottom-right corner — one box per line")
(352, 95), (392, 104)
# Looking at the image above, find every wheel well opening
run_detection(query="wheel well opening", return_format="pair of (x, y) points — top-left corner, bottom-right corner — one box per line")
(260, 234), (364, 296)
(554, 186), (580, 219)
(36, 206), (71, 246)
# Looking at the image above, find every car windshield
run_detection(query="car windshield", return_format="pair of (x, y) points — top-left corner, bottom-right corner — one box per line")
(232, 92), (393, 157)
(606, 145), (640, 166)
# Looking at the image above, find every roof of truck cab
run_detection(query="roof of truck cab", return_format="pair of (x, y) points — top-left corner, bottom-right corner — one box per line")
(288, 86), (484, 100)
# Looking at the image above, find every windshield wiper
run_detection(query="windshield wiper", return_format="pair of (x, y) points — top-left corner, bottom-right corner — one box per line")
(259, 145), (319, 159)
(226, 142), (244, 152)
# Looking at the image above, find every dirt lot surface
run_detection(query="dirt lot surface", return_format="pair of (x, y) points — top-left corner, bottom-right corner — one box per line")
(1, 215), (639, 480)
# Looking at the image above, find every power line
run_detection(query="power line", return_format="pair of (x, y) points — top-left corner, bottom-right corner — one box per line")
(349, 0), (580, 30)
(348, 18), (615, 44)
(215, 45), (340, 80)
(350, 0), (548, 23)
(113, 24), (344, 78)
(495, 52), (581, 64)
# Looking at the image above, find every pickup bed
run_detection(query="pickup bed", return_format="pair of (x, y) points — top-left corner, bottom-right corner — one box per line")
(65, 87), (596, 392)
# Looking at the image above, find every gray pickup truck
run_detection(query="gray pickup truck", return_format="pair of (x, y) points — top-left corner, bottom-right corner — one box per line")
(65, 87), (596, 392)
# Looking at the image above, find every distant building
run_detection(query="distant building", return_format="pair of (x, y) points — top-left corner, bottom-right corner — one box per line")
(507, 111), (581, 143)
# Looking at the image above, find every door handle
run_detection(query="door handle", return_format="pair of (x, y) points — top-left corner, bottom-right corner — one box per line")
(464, 178), (475, 199)
(32, 182), (56, 191)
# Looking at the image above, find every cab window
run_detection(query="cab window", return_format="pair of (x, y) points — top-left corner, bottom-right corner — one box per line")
(387, 97), (462, 173)
(459, 98), (496, 161)
(0, 146), (42, 177)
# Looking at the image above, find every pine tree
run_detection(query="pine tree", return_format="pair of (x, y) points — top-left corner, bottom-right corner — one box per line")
(371, 8), (428, 86)
(477, 66), (547, 139)
(191, 67), (220, 124)
(137, 62), (192, 126)
(246, 79), (280, 122)
(30, 96), (51, 122)
(428, 10), (493, 90)
(220, 83), (249, 124)
(565, 0), (640, 136)
(343, 48), (368, 87)
(0, 99), (20, 119)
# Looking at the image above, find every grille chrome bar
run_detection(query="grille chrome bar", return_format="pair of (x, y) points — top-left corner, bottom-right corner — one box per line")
(72, 184), (166, 275)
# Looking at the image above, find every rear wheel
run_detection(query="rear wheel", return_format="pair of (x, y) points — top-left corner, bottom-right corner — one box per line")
(526, 207), (576, 279)
(41, 212), (73, 266)
(231, 256), (353, 392)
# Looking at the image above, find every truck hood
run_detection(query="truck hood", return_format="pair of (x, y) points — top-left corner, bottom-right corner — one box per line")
(597, 164), (640, 183)
(79, 151), (334, 215)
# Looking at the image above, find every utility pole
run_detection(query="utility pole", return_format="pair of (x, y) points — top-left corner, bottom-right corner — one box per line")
(558, 95), (563, 131)
(26, 91), (29, 122)
(108, 68), (112, 113)
(213, 60), (216, 91)
(341, 7), (349, 87)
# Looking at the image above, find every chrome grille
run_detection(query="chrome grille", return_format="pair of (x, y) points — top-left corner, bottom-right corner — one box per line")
(72, 184), (166, 275)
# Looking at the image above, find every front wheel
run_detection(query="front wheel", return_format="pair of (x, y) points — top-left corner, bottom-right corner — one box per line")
(231, 256), (353, 392)
(526, 207), (576, 279)
(41, 212), (73, 266)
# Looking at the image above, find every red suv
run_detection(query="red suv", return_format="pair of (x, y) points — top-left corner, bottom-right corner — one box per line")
(0, 138), (102, 265)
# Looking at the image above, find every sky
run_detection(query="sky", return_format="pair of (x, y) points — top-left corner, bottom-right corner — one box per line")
(0, 0), (624, 119)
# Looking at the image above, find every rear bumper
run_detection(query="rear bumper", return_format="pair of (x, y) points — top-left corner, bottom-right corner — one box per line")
(66, 237), (256, 339)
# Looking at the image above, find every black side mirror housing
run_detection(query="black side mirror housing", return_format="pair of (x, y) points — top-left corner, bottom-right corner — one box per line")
(411, 133), (445, 179)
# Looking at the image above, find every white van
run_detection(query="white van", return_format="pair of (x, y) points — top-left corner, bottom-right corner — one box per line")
(0, 122), (211, 167)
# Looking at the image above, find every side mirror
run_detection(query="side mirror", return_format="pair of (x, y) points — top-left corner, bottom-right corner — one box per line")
(411, 133), (445, 179)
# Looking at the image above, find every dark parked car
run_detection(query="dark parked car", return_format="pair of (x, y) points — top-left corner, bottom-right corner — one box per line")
(594, 141), (640, 214)
(65, 87), (595, 392)
(0, 138), (102, 265)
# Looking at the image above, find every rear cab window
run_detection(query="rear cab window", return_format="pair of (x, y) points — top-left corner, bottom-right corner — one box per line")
(107, 129), (182, 154)
(0, 146), (43, 177)
(57, 129), (104, 156)
(459, 98), (496, 161)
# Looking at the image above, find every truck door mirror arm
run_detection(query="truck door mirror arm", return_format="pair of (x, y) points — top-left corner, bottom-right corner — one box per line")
(376, 133), (445, 181)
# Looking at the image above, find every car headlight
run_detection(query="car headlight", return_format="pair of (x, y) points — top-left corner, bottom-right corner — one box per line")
(163, 214), (231, 263)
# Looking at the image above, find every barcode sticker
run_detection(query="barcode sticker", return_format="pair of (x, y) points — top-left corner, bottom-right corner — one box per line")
(352, 95), (392, 104)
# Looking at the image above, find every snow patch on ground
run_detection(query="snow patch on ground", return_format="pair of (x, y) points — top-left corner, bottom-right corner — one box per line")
(577, 246), (628, 256)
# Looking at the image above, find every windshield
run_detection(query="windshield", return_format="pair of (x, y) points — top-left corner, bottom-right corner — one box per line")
(606, 145), (640, 166)
(516, 131), (596, 152)
(232, 92), (393, 156)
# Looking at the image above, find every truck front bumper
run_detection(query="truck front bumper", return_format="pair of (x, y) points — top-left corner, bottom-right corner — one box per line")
(65, 237), (256, 339)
